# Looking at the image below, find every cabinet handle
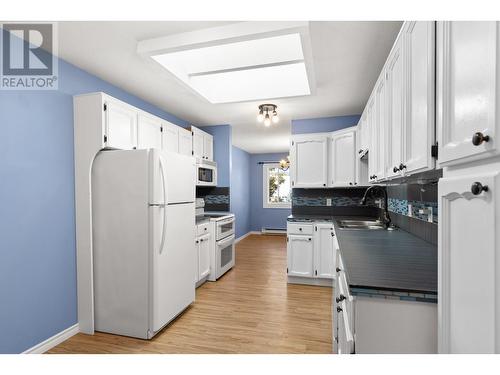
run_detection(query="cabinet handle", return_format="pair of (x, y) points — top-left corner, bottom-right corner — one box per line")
(399, 163), (407, 170)
(336, 267), (342, 273)
(472, 132), (490, 146)
(315, 270), (318, 276)
(471, 182), (489, 195)
(336, 294), (346, 303)
(331, 232), (335, 237)
(393, 166), (399, 173)
(337, 306), (343, 313)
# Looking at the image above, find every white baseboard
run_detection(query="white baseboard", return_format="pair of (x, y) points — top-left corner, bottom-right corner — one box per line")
(287, 276), (333, 287)
(261, 228), (286, 235)
(235, 231), (259, 243)
(23, 323), (79, 354)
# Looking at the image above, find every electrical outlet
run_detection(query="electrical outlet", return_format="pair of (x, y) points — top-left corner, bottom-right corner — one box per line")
(326, 198), (332, 206)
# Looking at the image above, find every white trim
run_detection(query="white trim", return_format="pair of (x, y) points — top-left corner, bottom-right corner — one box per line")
(23, 323), (79, 354)
(235, 231), (259, 243)
(261, 228), (287, 234)
(262, 163), (292, 209)
(287, 276), (333, 287)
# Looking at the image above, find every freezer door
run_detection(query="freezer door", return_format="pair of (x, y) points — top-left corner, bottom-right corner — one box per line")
(149, 149), (195, 205)
(151, 202), (196, 333)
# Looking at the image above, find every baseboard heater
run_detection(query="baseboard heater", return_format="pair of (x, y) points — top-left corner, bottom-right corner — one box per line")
(261, 228), (286, 235)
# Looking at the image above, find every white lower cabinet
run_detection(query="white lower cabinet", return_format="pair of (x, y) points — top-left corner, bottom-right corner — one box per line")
(287, 222), (335, 285)
(438, 168), (500, 353)
(287, 234), (314, 277)
(314, 223), (336, 278)
(197, 233), (210, 281)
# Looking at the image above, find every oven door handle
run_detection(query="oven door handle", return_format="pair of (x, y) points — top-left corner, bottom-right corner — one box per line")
(219, 217), (235, 226)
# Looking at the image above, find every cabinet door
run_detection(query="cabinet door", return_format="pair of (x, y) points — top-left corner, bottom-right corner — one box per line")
(439, 170), (500, 353)
(374, 75), (387, 181)
(204, 134), (214, 161)
(198, 233), (210, 280)
(287, 235), (314, 277)
(104, 101), (137, 149)
(404, 21), (436, 174)
(337, 300), (355, 354)
(367, 97), (378, 182)
(291, 135), (329, 188)
(137, 114), (162, 150)
(194, 239), (200, 283)
(330, 131), (356, 187)
(192, 129), (204, 159)
(314, 224), (335, 278)
(162, 122), (179, 153)
(385, 36), (405, 179)
(178, 128), (193, 156)
(437, 21), (500, 166)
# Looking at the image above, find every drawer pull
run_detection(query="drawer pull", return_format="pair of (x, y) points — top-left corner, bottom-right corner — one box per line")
(337, 306), (343, 313)
(471, 182), (489, 195)
(472, 132), (490, 146)
(336, 294), (346, 303)
(336, 267), (342, 273)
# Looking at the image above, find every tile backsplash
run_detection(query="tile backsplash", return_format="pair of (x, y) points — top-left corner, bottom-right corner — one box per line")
(196, 186), (230, 212)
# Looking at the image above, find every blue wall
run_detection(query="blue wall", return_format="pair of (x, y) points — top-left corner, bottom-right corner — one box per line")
(291, 115), (360, 134)
(202, 125), (232, 187)
(0, 60), (187, 352)
(230, 146), (251, 238)
(249, 153), (292, 232)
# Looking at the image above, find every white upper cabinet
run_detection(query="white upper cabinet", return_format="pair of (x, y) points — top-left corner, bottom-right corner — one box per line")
(137, 113), (162, 150)
(290, 134), (329, 188)
(438, 170), (500, 353)
(191, 126), (214, 161)
(403, 21), (435, 175)
(385, 35), (405, 179)
(178, 128), (193, 156)
(370, 76), (387, 182)
(330, 130), (357, 186)
(287, 234), (314, 277)
(314, 223), (336, 279)
(104, 101), (137, 150)
(437, 21), (500, 166)
(162, 121), (180, 153)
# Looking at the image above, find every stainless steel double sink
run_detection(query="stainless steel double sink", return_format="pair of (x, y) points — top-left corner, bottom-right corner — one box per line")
(336, 219), (393, 230)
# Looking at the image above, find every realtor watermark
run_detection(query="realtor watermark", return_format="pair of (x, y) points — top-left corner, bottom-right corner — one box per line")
(1, 22), (58, 90)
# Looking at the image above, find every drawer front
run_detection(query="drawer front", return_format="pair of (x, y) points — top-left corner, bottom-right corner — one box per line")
(287, 223), (313, 235)
(197, 222), (210, 236)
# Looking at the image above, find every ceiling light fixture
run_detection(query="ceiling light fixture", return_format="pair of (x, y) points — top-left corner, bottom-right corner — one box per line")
(258, 104), (279, 127)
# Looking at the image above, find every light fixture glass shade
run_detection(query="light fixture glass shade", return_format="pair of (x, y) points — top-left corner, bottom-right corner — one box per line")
(264, 114), (271, 127)
(272, 114), (279, 123)
(257, 110), (264, 122)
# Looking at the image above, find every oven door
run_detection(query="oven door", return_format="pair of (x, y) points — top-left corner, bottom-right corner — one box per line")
(196, 165), (217, 186)
(216, 217), (235, 240)
(216, 234), (235, 279)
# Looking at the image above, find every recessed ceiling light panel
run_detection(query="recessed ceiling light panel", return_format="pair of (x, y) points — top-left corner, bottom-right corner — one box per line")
(149, 31), (313, 103)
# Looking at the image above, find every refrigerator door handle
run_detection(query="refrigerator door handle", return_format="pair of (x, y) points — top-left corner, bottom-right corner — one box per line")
(158, 155), (168, 255)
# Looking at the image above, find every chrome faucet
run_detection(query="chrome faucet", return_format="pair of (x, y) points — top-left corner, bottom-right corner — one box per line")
(360, 185), (391, 229)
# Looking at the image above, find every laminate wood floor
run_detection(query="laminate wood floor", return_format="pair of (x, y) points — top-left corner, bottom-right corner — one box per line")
(48, 234), (333, 354)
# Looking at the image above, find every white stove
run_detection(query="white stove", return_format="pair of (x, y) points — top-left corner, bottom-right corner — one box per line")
(195, 200), (235, 281)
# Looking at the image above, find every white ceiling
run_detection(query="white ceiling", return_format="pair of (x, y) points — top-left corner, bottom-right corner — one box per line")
(57, 21), (402, 153)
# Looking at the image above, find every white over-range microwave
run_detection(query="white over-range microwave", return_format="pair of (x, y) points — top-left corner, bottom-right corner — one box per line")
(196, 160), (217, 186)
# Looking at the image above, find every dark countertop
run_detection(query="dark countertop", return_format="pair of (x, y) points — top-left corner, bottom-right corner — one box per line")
(287, 214), (438, 294)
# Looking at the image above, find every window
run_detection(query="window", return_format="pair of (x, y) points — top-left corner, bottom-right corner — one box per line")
(263, 163), (291, 208)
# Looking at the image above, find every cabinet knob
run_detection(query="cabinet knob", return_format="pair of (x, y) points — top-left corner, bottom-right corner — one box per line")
(308, 238), (312, 241)
(336, 306), (343, 313)
(472, 132), (490, 146)
(200, 239), (203, 242)
(336, 267), (341, 273)
(399, 163), (407, 170)
(195, 240), (199, 244)
(299, 227), (302, 231)
(471, 182), (489, 195)
(349, 182), (353, 186)
(331, 232), (335, 237)
(393, 166), (399, 173)
(323, 183), (326, 187)
(336, 294), (346, 303)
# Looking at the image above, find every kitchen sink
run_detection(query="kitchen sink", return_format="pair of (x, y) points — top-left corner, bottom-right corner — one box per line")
(337, 219), (393, 230)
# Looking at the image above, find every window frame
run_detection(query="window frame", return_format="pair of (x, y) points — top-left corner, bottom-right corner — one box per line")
(262, 163), (292, 209)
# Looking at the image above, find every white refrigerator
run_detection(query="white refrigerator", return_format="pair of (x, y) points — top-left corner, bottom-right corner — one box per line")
(91, 148), (196, 339)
